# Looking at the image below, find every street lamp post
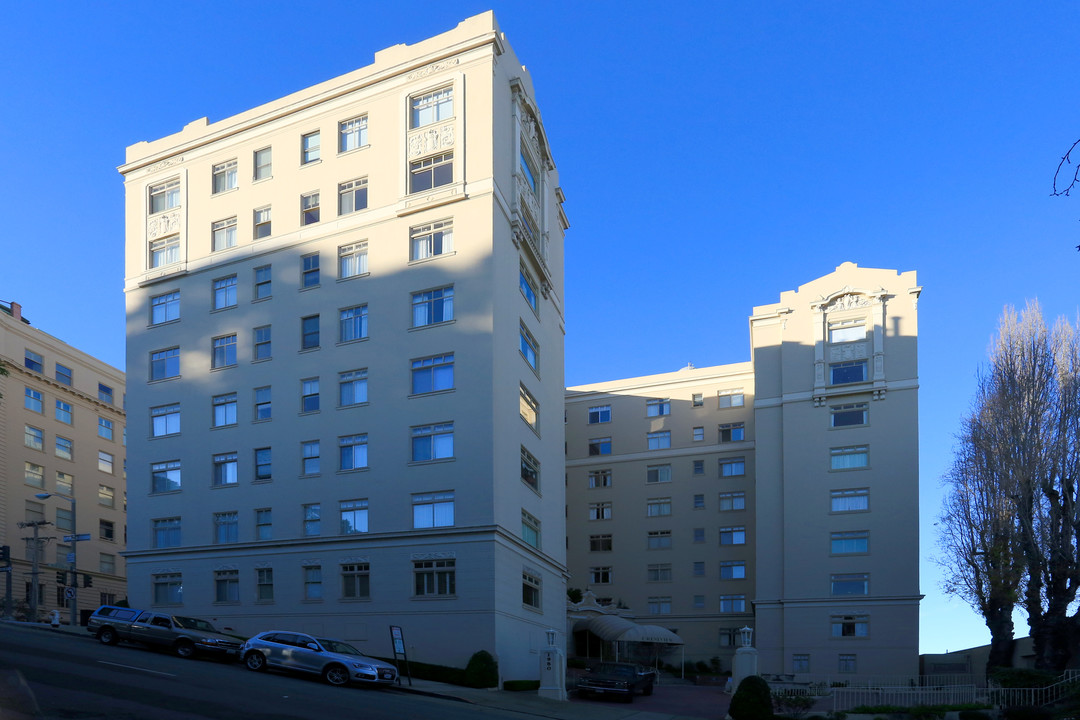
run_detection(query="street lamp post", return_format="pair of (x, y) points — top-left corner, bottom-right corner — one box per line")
(35, 492), (76, 627)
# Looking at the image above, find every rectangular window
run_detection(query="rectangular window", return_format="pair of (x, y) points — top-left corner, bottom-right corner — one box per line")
(339, 115), (368, 152)
(520, 447), (540, 491)
(24, 387), (42, 413)
(719, 594), (746, 613)
(55, 506), (73, 532)
(301, 315), (320, 350)
(647, 564), (672, 582)
(55, 400), (72, 424)
(100, 553), (116, 575)
(588, 437), (612, 456)
(303, 504), (321, 536)
(411, 87), (453, 128)
(55, 472), (73, 494)
(647, 596), (672, 615)
(410, 219), (453, 260)
(831, 360), (868, 385)
(647, 530), (672, 550)
(301, 191), (320, 225)
(55, 436), (73, 460)
(831, 488), (870, 512)
(301, 441), (320, 475)
(98, 452), (114, 475)
(830, 320), (866, 343)
(148, 178), (180, 214)
(839, 654), (857, 674)
(832, 615), (869, 638)
(98, 417), (114, 440)
(693, 460), (705, 475)
(692, 393), (704, 407)
(152, 572), (183, 604)
(25, 425), (44, 451)
(588, 470), (612, 488)
(411, 423), (454, 462)
(719, 423), (745, 443)
(212, 217), (237, 251)
(339, 369), (368, 406)
(412, 492), (454, 528)
(588, 405), (611, 424)
(338, 241), (368, 278)
(719, 526), (746, 545)
(412, 286), (453, 327)
(213, 452), (238, 486)
(152, 460), (181, 493)
(254, 265), (272, 299)
(520, 149), (538, 193)
(523, 571), (542, 609)
(831, 573), (870, 596)
(831, 445), (869, 470)
(255, 509), (272, 540)
(693, 427), (705, 442)
(24, 462), (44, 488)
(719, 457), (746, 477)
(213, 275), (237, 309)
(589, 534), (612, 552)
(410, 152), (453, 193)
(214, 512), (239, 544)
(338, 177), (368, 215)
(149, 235), (180, 267)
(339, 434), (368, 471)
(720, 561), (746, 579)
(253, 147), (272, 180)
(519, 323), (539, 370)
(414, 559), (455, 596)
(792, 654), (810, 673)
(646, 465), (671, 484)
(150, 348), (179, 380)
(339, 305), (368, 342)
(256, 568), (274, 601)
(254, 206), (272, 239)
(301, 253), (320, 288)
(831, 531), (869, 554)
(301, 378), (320, 413)
(520, 268), (538, 312)
(718, 391), (745, 408)
(252, 326), (271, 360)
(99, 519), (115, 541)
(254, 448), (271, 481)
(304, 565), (322, 599)
(589, 502), (612, 521)
(254, 386), (272, 420)
(646, 398), (671, 416)
(646, 498), (672, 517)
(340, 499), (369, 534)
(151, 291), (180, 324)
(211, 335), (237, 368)
(212, 393), (237, 427)
(831, 402), (869, 427)
(342, 563), (370, 599)
(522, 510), (541, 548)
(301, 131), (320, 164)
(589, 567), (611, 584)
(693, 497), (705, 512)
(719, 491), (746, 511)
(212, 159), (237, 194)
(519, 384), (539, 430)
(647, 431), (671, 450)
(24, 350), (43, 372)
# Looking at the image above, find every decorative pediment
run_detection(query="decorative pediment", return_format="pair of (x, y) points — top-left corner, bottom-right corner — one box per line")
(410, 551), (456, 561)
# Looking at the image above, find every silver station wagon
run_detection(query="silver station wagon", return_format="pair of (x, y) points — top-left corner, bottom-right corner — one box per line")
(241, 631), (398, 687)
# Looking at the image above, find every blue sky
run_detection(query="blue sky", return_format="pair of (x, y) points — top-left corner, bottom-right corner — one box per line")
(2, 1), (1078, 655)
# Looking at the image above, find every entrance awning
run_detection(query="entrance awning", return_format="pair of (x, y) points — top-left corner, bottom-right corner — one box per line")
(573, 615), (683, 645)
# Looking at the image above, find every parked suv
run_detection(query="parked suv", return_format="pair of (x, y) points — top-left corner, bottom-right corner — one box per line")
(241, 631), (398, 686)
(87, 605), (241, 659)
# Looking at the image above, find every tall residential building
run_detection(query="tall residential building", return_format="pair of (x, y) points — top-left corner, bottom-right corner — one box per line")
(0, 300), (127, 623)
(120, 13), (567, 680)
(565, 263), (921, 677)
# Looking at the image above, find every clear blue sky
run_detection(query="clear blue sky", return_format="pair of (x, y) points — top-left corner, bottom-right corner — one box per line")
(3, 1), (1077, 655)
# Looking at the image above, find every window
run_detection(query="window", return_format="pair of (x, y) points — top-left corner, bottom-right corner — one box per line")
(152, 460), (181, 493)
(150, 348), (180, 380)
(520, 447), (540, 490)
(410, 219), (453, 260)
(647, 530), (672, 550)
(646, 398), (671, 416)
(830, 360), (868, 385)
(339, 370), (368, 406)
(411, 423), (454, 461)
(212, 335), (237, 368)
(301, 254), (320, 288)
(51, 399), (72, 424)
(589, 534), (612, 552)
(520, 268), (538, 312)
(340, 499), (368, 534)
(414, 559), (455, 596)
(301, 131), (320, 164)
(412, 86), (453, 127)
(339, 115), (368, 152)
(255, 509), (272, 540)
(839, 654), (857, 673)
(410, 152), (453, 192)
(99, 519), (115, 541)
(55, 436), (73, 460)
(589, 567), (611, 584)
(57, 507), (74, 532)
(212, 276), (237, 310)
(301, 315), (320, 350)
(212, 393), (237, 427)
(719, 491), (746, 511)
(646, 498), (672, 517)
(831, 403), (869, 427)
(338, 177), (368, 216)
(24, 387), (42, 413)
(648, 596), (672, 615)
(588, 405), (611, 424)
(148, 519), (180, 548)
(647, 431), (671, 450)
(254, 206), (272, 239)
(339, 435), (368, 471)
(522, 571), (541, 609)
(151, 291), (180, 324)
(831, 573), (870, 596)
(304, 565), (322, 599)
(152, 573), (182, 604)
(694, 595), (706, 609)
(718, 391), (745, 408)
(301, 379), (319, 413)
(55, 472), (73, 494)
(98, 417), (114, 440)
(832, 615), (869, 638)
(519, 323), (539, 370)
(413, 492), (454, 528)
(719, 423), (745, 443)
(212, 159), (237, 194)
(719, 595), (746, 613)
(301, 191), (320, 225)
(24, 501), (45, 525)
(588, 470), (612, 488)
(98, 451), (114, 475)
(719, 457), (746, 477)
(213, 453), (238, 486)
(831, 488), (870, 512)
(339, 305), (368, 342)
(412, 286), (454, 327)
(25, 425), (43, 451)
(589, 502), (612, 520)
(149, 404), (180, 437)
(588, 437), (612, 456)
(254, 448), (271, 481)
(831, 530), (869, 554)
(253, 147), (272, 180)
(149, 178), (180, 214)
(692, 393), (704, 407)
(338, 241), (368, 278)
(212, 217), (237, 251)
(792, 655), (810, 673)
(519, 149), (538, 193)
(693, 496), (705, 511)
(693, 427), (705, 442)
(24, 462), (44, 488)
(98, 383), (114, 404)
(149, 235), (180, 267)
(720, 561), (746, 579)
(303, 504), (321, 536)
(214, 512), (239, 544)
(342, 563), (370, 599)
(24, 350), (43, 372)
(100, 553), (116, 575)
(249, 325), (272, 361)
(646, 465), (671, 484)
(254, 265), (272, 299)
(256, 568), (274, 601)
(522, 511), (541, 548)
(301, 441), (320, 475)
(647, 563), (672, 582)
(830, 320), (866, 343)
(831, 445), (869, 470)
(693, 460), (705, 475)
(519, 384), (539, 430)
(719, 526), (746, 545)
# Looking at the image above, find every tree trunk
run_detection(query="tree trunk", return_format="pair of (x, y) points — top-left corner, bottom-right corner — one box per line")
(985, 609), (1016, 672)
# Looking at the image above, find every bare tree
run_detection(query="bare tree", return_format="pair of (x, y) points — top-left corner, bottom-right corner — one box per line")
(1052, 139), (1080, 252)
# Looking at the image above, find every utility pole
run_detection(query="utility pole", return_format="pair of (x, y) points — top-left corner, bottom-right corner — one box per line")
(18, 521), (52, 622)
(1, 545), (11, 620)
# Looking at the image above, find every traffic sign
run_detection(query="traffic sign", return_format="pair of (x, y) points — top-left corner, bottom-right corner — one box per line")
(64, 587), (76, 600)
(62, 534), (91, 542)
(66, 553), (75, 563)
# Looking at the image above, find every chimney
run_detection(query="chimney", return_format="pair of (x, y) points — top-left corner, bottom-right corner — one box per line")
(10, 302), (21, 321)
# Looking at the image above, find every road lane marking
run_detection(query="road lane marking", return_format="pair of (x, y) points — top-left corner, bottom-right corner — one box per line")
(96, 661), (176, 678)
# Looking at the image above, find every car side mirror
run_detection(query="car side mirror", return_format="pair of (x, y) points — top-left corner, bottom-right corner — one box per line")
(305, 643), (320, 651)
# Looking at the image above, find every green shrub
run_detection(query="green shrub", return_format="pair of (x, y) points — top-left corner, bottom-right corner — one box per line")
(730, 675), (774, 720)
(399, 659), (467, 685)
(772, 691), (814, 719)
(958, 712), (992, 720)
(503, 679), (540, 692)
(991, 668), (1058, 689)
(1002, 707), (1052, 720)
(567, 587), (583, 603)
(464, 650), (498, 688)
(908, 706), (945, 720)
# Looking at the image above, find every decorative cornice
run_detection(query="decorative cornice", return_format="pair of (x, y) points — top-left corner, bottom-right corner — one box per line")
(407, 57), (460, 81)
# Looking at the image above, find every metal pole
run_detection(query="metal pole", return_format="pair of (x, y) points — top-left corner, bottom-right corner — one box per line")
(69, 496), (77, 627)
(29, 523), (41, 622)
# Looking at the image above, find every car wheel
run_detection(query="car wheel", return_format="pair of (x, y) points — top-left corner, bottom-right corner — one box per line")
(323, 664), (350, 686)
(174, 640), (195, 659)
(623, 690), (634, 703)
(244, 651), (267, 671)
(643, 682), (654, 696)
(98, 627), (118, 645)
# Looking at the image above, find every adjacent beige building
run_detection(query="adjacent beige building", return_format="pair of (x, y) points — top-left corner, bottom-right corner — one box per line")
(565, 263), (921, 677)
(0, 300), (127, 623)
(120, 13), (568, 680)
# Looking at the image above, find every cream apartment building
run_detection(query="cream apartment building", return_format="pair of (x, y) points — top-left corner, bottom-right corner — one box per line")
(120, 13), (568, 680)
(565, 263), (921, 677)
(0, 300), (127, 623)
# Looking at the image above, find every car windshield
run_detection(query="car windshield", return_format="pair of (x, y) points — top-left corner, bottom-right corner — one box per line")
(172, 616), (218, 633)
(595, 664), (634, 677)
(317, 638), (364, 656)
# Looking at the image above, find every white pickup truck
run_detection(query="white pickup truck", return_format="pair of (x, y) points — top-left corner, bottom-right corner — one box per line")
(87, 605), (242, 659)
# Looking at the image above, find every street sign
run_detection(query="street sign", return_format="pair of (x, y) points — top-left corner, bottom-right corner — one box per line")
(64, 587), (75, 600)
(62, 534), (91, 542)
(66, 553), (75, 563)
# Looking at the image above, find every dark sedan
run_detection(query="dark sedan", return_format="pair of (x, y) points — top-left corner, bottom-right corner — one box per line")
(576, 662), (655, 702)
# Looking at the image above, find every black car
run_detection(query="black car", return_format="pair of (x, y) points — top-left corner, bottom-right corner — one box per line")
(576, 662), (655, 702)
